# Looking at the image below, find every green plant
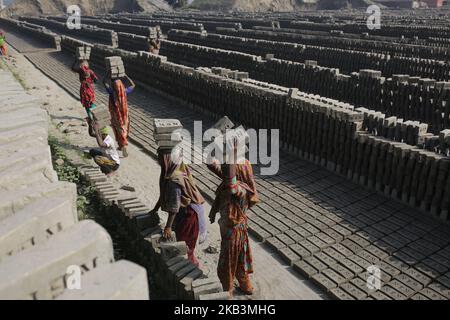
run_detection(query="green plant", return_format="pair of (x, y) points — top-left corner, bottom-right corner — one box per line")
(48, 135), (93, 220)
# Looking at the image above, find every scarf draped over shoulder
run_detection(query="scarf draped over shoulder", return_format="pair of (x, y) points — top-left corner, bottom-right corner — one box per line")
(158, 151), (205, 210)
(208, 159), (259, 226)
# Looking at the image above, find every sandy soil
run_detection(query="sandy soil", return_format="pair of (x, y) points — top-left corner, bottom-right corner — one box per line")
(2, 46), (324, 300)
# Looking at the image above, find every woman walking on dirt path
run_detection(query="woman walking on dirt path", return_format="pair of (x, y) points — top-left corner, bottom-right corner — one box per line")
(71, 58), (98, 136)
(103, 71), (135, 157)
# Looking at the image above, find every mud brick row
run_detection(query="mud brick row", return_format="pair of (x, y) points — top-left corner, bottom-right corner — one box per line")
(357, 107), (430, 146)
(439, 130), (450, 156)
(167, 30), (450, 133)
(213, 27), (450, 80)
(190, 21), (242, 32)
(251, 25), (450, 61)
(288, 20), (450, 40)
(133, 12), (274, 30)
(105, 17), (205, 34)
(91, 104), (110, 129)
(46, 15), (156, 38)
(153, 119), (183, 149)
(19, 16), (118, 48)
(0, 18), (61, 50)
(60, 36), (93, 57)
(76, 46), (91, 60)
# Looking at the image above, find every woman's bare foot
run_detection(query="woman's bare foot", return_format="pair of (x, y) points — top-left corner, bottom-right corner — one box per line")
(122, 147), (128, 157)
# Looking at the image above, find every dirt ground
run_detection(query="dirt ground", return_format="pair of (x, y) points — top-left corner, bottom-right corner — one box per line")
(2, 46), (324, 300)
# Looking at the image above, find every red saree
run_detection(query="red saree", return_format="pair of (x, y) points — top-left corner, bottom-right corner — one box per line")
(79, 65), (97, 111)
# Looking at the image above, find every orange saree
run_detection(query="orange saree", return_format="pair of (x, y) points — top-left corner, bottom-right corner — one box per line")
(108, 80), (129, 148)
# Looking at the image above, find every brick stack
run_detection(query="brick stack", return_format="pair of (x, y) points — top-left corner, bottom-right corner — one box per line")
(76, 46), (91, 61)
(165, 30), (450, 134)
(153, 119), (183, 150)
(117, 32), (149, 52)
(105, 56), (125, 79)
(19, 16), (119, 48)
(0, 68), (149, 300)
(213, 28), (450, 80)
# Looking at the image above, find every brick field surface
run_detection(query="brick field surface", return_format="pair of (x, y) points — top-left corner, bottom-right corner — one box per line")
(6, 29), (450, 300)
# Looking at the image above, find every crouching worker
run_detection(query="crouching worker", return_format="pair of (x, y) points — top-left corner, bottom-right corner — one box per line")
(89, 123), (120, 176)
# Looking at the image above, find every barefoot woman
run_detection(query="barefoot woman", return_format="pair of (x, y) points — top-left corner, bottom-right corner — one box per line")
(207, 140), (259, 297)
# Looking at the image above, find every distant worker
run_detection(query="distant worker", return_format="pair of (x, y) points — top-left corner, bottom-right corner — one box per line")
(0, 29), (8, 56)
(148, 38), (161, 55)
(150, 147), (207, 267)
(103, 71), (135, 157)
(71, 58), (98, 136)
(89, 124), (120, 177)
(207, 139), (259, 298)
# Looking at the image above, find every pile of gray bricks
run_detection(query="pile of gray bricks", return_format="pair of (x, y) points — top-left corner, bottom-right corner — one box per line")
(213, 28), (450, 80)
(153, 118), (183, 149)
(105, 56), (125, 79)
(117, 32), (150, 52)
(0, 18), (61, 50)
(108, 16), (205, 33)
(0, 69), (148, 300)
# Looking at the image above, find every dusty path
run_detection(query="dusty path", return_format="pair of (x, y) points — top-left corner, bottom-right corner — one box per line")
(2, 44), (325, 300)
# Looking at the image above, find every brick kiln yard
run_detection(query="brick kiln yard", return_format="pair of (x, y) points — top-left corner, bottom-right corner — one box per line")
(1, 9), (450, 300)
(0, 45), (323, 300)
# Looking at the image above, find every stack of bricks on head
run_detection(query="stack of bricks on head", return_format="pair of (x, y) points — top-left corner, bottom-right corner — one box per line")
(105, 56), (125, 79)
(153, 116), (245, 157)
(153, 119), (183, 151)
(76, 46), (91, 61)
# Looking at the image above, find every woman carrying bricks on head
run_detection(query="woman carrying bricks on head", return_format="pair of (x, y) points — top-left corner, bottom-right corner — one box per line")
(207, 139), (259, 297)
(150, 147), (207, 267)
(71, 59), (98, 136)
(103, 71), (135, 157)
(89, 123), (120, 177)
(148, 25), (162, 55)
(0, 30), (8, 56)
